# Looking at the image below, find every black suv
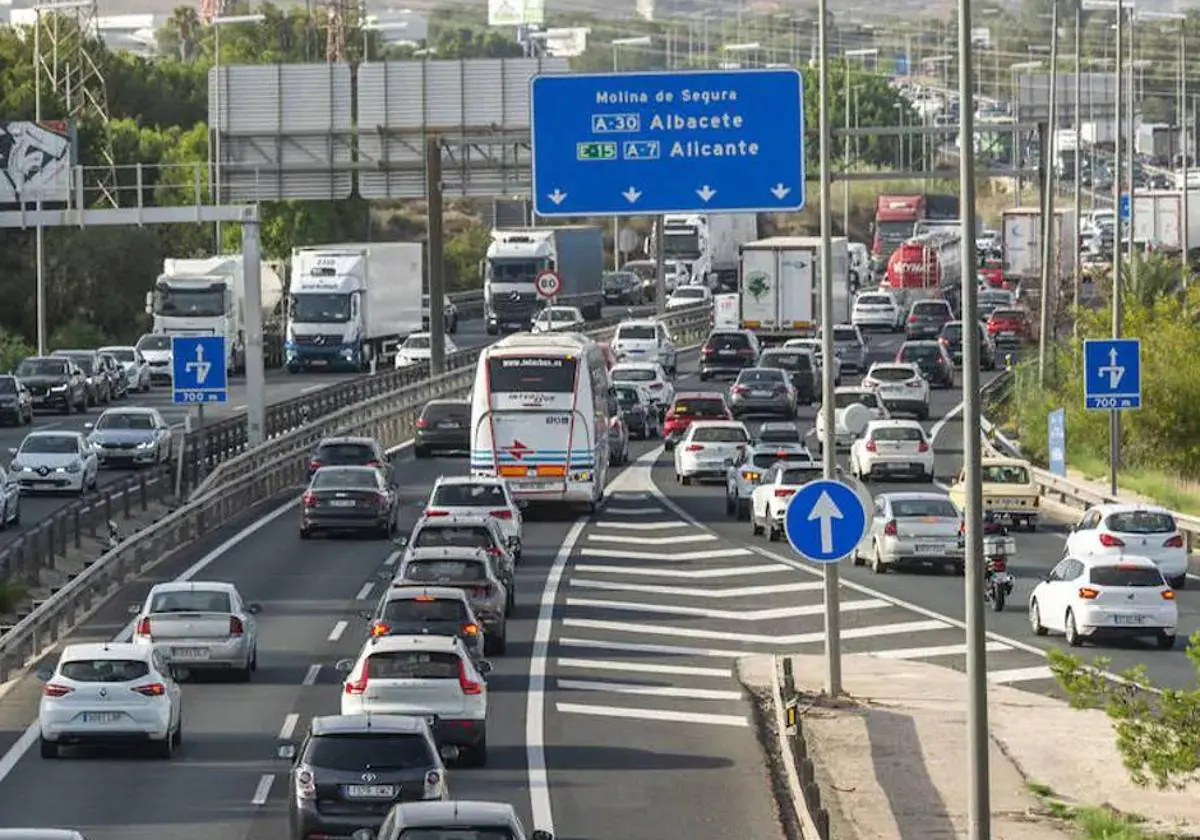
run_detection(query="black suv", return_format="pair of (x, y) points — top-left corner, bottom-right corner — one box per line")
(51, 349), (110, 407)
(904, 300), (954, 340)
(938, 320), (997, 370)
(307, 436), (390, 479)
(15, 356), (87, 414)
(699, 330), (760, 380)
(896, 340), (956, 389)
(287, 714), (447, 840)
(758, 347), (817, 404)
(414, 400), (470, 458)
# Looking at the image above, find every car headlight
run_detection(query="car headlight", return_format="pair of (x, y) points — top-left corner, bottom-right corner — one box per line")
(65, 460), (82, 473)
(50, 384), (67, 392)
(137, 440), (155, 448)
(10, 460), (23, 471)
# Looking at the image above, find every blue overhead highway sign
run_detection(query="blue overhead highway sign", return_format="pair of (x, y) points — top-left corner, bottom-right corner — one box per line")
(530, 68), (805, 217)
(172, 335), (228, 405)
(784, 479), (868, 564)
(1083, 338), (1140, 411)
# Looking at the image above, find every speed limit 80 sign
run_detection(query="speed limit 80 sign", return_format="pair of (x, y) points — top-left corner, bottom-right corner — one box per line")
(535, 270), (562, 299)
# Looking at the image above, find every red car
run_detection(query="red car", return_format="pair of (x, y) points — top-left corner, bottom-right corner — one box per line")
(986, 307), (1032, 347)
(663, 392), (732, 450)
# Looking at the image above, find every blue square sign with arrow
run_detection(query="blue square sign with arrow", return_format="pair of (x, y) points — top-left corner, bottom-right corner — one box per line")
(171, 335), (228, 405)
(784, 479), (869, 564)
(1083, 338), (1140, 411)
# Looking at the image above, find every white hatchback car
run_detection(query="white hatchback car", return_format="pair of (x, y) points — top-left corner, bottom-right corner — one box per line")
(395, 332), (459, 368)
(1063, 504), (1189, 588)
(531, 306), (586, 334)
(725, 443), (813, 520)
(611, 362), (674, 416)
(337, 634), (492, 766)
(100, 345), (152, 393)
(861, 362), (931, 420)
(38, 642), (183, 759)
(424, 476), (524, 557)
(1029, 555), (1178, 649)
(750, 460), (827, 541)
(849, 419), (936, 482)
(611, 319), (678, 374)
(674, 420), (750, 484)
(852, 290), (904, 331)
(8, 431), (99, 494)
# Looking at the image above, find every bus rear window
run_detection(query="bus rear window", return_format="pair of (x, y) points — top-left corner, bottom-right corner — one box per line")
(488, 357), (577, 393)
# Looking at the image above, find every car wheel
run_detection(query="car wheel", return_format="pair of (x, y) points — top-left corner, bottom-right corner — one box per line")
(725, 492), (735, 516)
(462, 734), (488, 768)
(1064, 610), (1082, 647)
(39, 736), (58, 760)
(1029, 599), (1047, 636)
(750, 508), (763, 536)
(1158, 631), (1177, 650)
(1169, 575), (1186, 590)
(737, 499), (750, 521)
(172, 715), (183, 748)
(414, 445), (430, 458)
(485, 631), (507, 656)
(299, 527), (312, 540)
(681, 475), (692, 486)
(871, 543), (887, 574)
(154, 729), (174, 759)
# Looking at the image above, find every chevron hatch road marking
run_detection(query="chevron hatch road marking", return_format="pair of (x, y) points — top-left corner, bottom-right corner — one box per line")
(572, 563), (791, 579)
(987, 665), (1055, 684)
(585, 532), (719, 545)
(555, 658), (732, 678)
(557, 678), (744, 700)
(556, 702), (749, 728)
(569, 577), (824, 597)
(565, 596), (891, 621)
(559, 636), (763, 659)
(855, 641), (1012, 660)
(599, 506), (665, 516)
(561, 617), (948, 645)
(578, 547), (753, 562)
(588, 521), (690, 531)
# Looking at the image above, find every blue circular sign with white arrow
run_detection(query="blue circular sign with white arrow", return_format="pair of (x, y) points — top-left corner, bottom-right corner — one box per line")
(783, 479), (869, 564)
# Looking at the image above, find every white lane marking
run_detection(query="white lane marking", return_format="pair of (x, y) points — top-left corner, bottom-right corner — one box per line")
(354, 582), (375, 601)
(563, 617), (947, 645)
(302, 664), (321, 686)
(556, 658), (731, 678)
(556, 702), (748, 728)
(573, 563), (790, 579)
(327, 621), (348, 642)
(588, 521), (689, 531)
(929, 399), (965, 445)
(278, 713), (300, 740)
(578, 547), (752, 562)
(854, 641), (1012, 660)
(988, 665), (1055, 684)
(585, 532), (718, 545)
(557, 678), (744, 701)
(569, 578), (824, 598)
(558, 636), (752, 659)
(599, 507), (666, 516)
(383, 550), (401, 567)
(565, 595), (890, 621)
(251, 773), (275, 805)
(526, 518), (587, 837)
(233, 404), (246, 412)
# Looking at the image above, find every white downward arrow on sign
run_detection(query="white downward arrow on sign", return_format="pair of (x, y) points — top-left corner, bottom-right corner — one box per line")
(807, 491), (843, 554)
(547, 189), (567, 205)
(771, 183), (791, 200)
(696, 185), (716, 202)
(622, 187), (642, 203)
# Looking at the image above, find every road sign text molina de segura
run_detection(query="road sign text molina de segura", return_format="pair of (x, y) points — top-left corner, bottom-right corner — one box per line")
(530, 69), (805, 217)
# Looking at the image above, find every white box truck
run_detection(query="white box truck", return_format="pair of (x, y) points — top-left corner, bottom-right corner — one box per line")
(1001, 207), (1077, 284)
(647, 213), (759, 291)
(147, 257), (284, 374)
(739, 236), (850, 343)
(1132, 190), (1200, 252)
(285, 243), (423, 372)
(483, 226), (604, 334)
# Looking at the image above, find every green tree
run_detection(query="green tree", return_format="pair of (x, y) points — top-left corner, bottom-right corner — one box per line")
(0, 329), (34, 373)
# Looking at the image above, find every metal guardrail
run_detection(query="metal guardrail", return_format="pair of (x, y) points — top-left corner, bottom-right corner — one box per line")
(0, 305), (713, 682)
(0, 298), (641, 584)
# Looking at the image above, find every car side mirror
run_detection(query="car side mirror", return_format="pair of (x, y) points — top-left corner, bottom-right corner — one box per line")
(532, 832), (555, 840)
(477, 659), (493, 674)
(6, 448), (15, 456)
(36, 668), (52, 682)
(278, 741), (298, 761)
(351, 830), (375, 840)
(247, 603), (262, 615)
(83, 422), (94, 430)
(393, 535), (409, 548)
(517, 499), (529, 510)
(170, 665), (191, 682)
(335, 658), (355, 675)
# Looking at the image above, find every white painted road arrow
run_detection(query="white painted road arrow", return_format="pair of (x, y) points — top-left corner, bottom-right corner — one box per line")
(547, 189), (567, 205)
(770, 183), (791, 200)
(696, 185), (717, 202)
(622, 187), (642, 203)
(585, 532), (717, 546)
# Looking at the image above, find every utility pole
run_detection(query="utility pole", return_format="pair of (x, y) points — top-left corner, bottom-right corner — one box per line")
(426, 136), (446, 376)
(1038, 0), (1060, 387)
(1073, 3), (1083, 338)
(1111, 0), (1125, 497)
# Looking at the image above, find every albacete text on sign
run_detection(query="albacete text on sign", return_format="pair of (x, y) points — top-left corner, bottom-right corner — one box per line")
(593, 87), (759, 159)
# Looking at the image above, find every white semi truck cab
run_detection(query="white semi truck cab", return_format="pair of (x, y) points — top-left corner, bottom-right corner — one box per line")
(647, 213), (758, 291)
(483, 227), (604, 334)
(148, 257), (247, 373)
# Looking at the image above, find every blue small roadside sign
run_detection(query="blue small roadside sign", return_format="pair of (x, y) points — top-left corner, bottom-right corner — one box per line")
(530, 68), (805, 217)
(1047, 408), (1066, 477)
(171, 336), (228, 405)
(784, 479), (869, 564)
(1119, 193), (1130, 221)
(1083, 338), (1141, 411)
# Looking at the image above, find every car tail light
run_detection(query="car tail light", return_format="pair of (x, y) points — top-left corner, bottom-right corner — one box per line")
(366, 460), (382, 468)
(472, 585), (493, 598)
(774, 488), (795, 498)
(296, 769), (317, 800)
(1078, 587), (1100, 599)
(457, 659), (482, 695)
(1162, 589), (1176, 600)
(702, 347), (715, 356)
(908, 315), (918, 323)
(308, 459), (321, 471)
(424, 509), (449, 517)
(486, 545), (503, 558)
(1164, 534), (1184, 548)
(917, 441), (929, 453)
(132, 682), (166, 697)
(865, 440), (878, 452)
(371, 622), (389, 637)
(43, 683), (73, 697)
(135, 617), (152, 639)
(939, 336), (950, 346)
(685, 444), (705, 452)
(229, 616), (245, 636)
(907, 379), (922, 388)
(732, 385), (749, 395)
(883, 520), (897, 536)
(738, 347), (756, 355)
(344, 669), (368, 695)
(990, 556), (1007, 573)
(461, 622), (479, 636)
(1098, 533), (1125, 547)
(490, 509), (513, 520)
(416, 418), (428, 428)
(302, 492), (318, 507)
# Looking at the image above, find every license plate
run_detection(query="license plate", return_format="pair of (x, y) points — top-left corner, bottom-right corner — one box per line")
(1000, 331), (1015, 337)
(718, 349), (736, 356)
(344, 784), (397, 799)
(1112, 614), (1146, 625)
(438, 421), (461, 429)
(516, 480), (557, 490)
(80, 711), (122, 723)
(329, 499), (356, 507)
(914, 544), (945, 555)
(751, 390), (771, 398)
(309, 359), (327, 366)
(506, 322), (523, 329)
(880, 385), (904, 394)
(171, 647), (211, 659)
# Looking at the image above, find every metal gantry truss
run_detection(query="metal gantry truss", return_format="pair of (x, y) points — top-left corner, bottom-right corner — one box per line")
(35, 3), (117, 207)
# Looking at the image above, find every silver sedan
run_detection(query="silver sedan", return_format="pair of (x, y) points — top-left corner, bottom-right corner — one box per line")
(853, 492), (964, 575)
(85, 407), (173, 468)
(130, 581), (261, 680)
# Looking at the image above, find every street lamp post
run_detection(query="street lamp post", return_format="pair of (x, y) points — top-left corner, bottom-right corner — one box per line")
(210, 13), (265, 252)
(843, 48), (878, 235)
(612, 35), (654, 276)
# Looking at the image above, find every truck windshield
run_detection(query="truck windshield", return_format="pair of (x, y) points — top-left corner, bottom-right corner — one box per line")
(488, 258), (546, 284)
(663, 232), (700, 259)
(153, 287), (224, 317)
(291, 293), (350, 323)
(876, 221), (914, 254)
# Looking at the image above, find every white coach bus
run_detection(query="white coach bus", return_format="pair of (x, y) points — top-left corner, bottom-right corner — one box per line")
(470, 332), (612, 511)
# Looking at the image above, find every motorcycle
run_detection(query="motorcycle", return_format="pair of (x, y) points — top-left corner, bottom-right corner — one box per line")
(983, 514), (1016, 612)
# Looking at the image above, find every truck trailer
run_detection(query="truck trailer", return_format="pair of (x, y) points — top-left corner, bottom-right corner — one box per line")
(739, 236), (850, 343)
(1001, 207), (1077, 286)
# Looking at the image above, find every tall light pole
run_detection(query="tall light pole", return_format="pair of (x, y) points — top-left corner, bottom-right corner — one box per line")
(31, 0), (91, 356)
(210, 13), (265, 253)
(612, 35), (653, 274)
(843, 48), (878, 235)
(1037, 0), (1060, 389)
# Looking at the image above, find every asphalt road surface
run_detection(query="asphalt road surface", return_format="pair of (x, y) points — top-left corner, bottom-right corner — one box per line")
(1, 330), (1192, 840)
